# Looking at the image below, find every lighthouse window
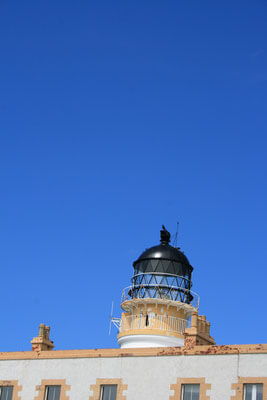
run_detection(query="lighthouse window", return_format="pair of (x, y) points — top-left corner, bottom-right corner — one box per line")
(101, 385), (118, 400)
(182, 384), (200, 400)
(45, 386), (61, 400)
(0, 386), (13, 400)
(244, 384), (263, 400)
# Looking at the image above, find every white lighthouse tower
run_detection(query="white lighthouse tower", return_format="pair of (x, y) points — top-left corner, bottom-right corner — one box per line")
(114, 226), (201, 348)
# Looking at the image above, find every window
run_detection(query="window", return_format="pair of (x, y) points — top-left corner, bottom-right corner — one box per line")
(170, 378), (210, 400)
(101, 385), (117, 400)
(244, 384), (263, 400)
(90, 379), (127, 400)
(182, 384), (200, 400)
(0, 386), (13, 400)
(45, 386), (61, 400)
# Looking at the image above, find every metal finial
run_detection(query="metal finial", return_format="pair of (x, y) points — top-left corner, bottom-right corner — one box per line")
(160, 225), (171, 245)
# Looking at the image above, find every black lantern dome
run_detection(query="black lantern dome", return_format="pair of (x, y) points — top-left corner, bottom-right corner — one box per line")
(130, 226), (193, 304)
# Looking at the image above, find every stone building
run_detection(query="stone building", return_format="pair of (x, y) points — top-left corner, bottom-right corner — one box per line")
(0, 227), (265, 400)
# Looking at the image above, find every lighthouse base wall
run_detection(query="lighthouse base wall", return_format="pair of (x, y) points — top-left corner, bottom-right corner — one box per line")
(117, 334), (184, 348)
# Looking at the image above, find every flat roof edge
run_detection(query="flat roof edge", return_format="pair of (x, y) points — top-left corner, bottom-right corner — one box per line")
(0, 344), (267, 360)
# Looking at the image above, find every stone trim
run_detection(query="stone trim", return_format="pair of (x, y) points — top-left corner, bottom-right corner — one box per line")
(0, 380), (22, 400)
(89, 379), (127, 400)
(34, 379), (70, 400)
(170, 378), (211, 400)
(0, 344), (267, 360)
(231, 377), (267, 400)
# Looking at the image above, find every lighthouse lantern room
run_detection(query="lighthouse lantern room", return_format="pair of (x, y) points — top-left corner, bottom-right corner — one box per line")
(114, 226), (203, 348)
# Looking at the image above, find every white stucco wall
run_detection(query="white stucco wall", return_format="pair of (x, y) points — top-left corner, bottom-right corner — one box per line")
(0, 352), (266, 399)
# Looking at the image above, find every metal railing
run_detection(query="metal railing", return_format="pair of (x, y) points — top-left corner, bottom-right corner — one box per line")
(119, 314), (189, 334)
(121, 284), (200, 310)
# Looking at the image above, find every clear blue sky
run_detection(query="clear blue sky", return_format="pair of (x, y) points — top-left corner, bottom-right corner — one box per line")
(0, 0), (266, 351)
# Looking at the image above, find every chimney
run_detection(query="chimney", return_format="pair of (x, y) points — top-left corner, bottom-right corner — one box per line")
(31, 324), (54, 351)
(184, 312), (215, 348)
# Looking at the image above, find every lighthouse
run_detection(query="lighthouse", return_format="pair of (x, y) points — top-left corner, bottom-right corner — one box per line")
(115, 226), (202, 348)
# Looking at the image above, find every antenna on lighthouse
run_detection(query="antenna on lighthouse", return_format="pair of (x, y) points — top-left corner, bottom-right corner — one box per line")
(109, 301), (121, 335)
(172, 221), (179, 247)
(109, 301), (114, 336)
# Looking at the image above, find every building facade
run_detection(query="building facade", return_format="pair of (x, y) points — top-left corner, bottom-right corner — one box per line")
(0, 344), (267, 400)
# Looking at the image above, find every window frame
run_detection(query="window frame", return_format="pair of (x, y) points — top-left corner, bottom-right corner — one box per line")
(232, 378), (267, 400)
(0, 381), (21, 400)
(170, 378), (210, 400)
(89, 379), (127, 400)
(34, 380), (70, 400)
